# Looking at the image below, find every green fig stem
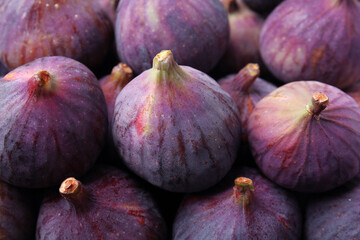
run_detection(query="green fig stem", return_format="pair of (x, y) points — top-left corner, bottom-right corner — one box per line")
(108, 63), (133, 89)
(34, 70), (52, 88)
(59, 177), (87, 206)
(306, 93), (329, 120)
(235, 63), (260, 92)
(233, 177), (254, 207)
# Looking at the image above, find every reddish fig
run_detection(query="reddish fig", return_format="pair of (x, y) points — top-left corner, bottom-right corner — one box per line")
(115, 0), (229, 74)
(346, 81), (360, 105)
(112, 50), (242, 192)
(0, 56), (107, 188)
(219, 63), (276, 141)
(36, 165), (167, 240)
(173, 167), (302, 240)
(248, 81), (360, 192)
(0, 0), (113, 70)
(260, 0), (360, 89)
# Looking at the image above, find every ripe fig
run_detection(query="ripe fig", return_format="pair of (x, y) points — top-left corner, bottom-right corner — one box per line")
(305, 174), (360, 239)
(0, 0), (113, 70)
(248, 81), (360, 192)
(173, 167), (302, 240)
(243, 0), (285, 15)
(115, 0), (229, 74)
(0, 56), (107, 188)
(112, 50), (242, 192)
(346, 81), (360, 105)
(260, 0), (360, 89)
(36, 165), (167, 240)
(219, 63), (276, 142)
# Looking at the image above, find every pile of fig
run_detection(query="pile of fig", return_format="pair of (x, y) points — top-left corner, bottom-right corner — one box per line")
(1, 0), (360, 239)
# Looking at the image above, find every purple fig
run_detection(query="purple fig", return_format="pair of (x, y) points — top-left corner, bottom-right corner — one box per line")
(0, 0), (113, 70)
(346, 81), (360, 106)
(247, 81), (360, 192)
(115, 0), (230, 74)
(36, 165), (167, 240)
(219, 63), (276, 142)
(173, 167), (302, 240)
(112, 50), (242, 192)
(259, 0), (360, 89)
(305, 174), (360, 239)
(0, 56), (107, 188)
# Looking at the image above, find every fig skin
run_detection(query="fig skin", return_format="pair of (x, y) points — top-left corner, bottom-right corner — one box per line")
(36, 165), (167, 240)
(247, 81), (360, 192)
(259, 0), (360, 89)
(173, 167), (302, 240)
(94, 0), (120, 23)
(0, 181), (36, 239)
(0, 0), (113, 70)
(115, 0), (230, 74)
(0, 56), (108, 188)
(112, 50), (242, 192)
(305, 174), (360, 240)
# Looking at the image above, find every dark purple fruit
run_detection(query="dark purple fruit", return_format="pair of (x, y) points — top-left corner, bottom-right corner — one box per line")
(173, 167), (302, 240)
(0, 0), (113, 70)
(305, 174), (360, 239)
(112, 50), (241, 192)
(36, 165), (167, 240)
(115, 0), (229, 74)
(0, 181), (36, 239)
(243, 0), (285, 15)
(248, 81), (360, 192)
(346, 81), (360, 106)
(260, 0), (360, 89)
(0, 56), (107, 188)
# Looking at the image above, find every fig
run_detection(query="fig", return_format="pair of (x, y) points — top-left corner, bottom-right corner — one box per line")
(0, 0), (113, 70)
(112, 50), (242, 192)
(0, 56), (107, 188)
(0, 180), (36, 239)
(346, 81), (360, 106)
(216, 0), (264, 74)
(115, 0), (229, 74)
(218, 63), (276, 142)
(36, 165), (167, 239)
(305, 173), (360, 239)
(259, 0), (360, 89)
(173, 167), (302, 240)
(247, 81), (360, 192)
(243, 0), (285, 15)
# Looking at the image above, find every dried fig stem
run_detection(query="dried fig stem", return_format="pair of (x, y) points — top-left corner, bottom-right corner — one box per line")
(34, 71), (52, 88)
(235, 63), (260, 92)
(233, 177), (254, 207)
(108, 63), (133, 89)
(59, 177), (90, 207)
(306, 92), (329, 120)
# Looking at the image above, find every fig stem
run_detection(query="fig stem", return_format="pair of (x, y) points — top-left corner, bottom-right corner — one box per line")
(34, 70), (52, 88)
(306, 93), (329, 120)
(108, 63), (133, 89)
(233, 177), (254, 207)
(235, 63), (260, 92)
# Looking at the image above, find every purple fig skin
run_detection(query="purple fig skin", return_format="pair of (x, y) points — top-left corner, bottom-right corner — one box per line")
(115, 0), (230, 74)
(173, 167), (302, 240)
(247, 81), (360, 192)
(259, 0), (360, 89)
(112, 50), (242, 192)
(346, 81), (360, 106)
(36, 165), (167, 240)
(305, 174), (360, 240)
(0, 0), (113, 70)
(0, 56), (108, 188)
(219, 63), (276, 142)
(0, 181), (36, 239)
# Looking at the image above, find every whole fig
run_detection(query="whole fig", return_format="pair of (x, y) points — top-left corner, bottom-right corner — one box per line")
(260, 0), (360, 89)
(112, 50), (241, 192)
(36, 165), (167, 239)
(248, 81), (360, 192)
(0, 56), (107, 188)
(115, 0), (229, 74)
(0, 0), (113, 70)
(173, 167), (302, 240)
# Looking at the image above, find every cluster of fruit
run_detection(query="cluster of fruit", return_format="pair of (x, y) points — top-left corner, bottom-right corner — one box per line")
(0, 0), (360, 239)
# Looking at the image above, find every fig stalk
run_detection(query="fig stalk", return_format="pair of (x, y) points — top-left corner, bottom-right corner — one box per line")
(233, 177), (254, 207)
(236, 63), (260, 92)
(306, 92), (329, 120)
(108, 63), (133, 89)
(33, 71), (52, 88)
(59, 177), (90, 207)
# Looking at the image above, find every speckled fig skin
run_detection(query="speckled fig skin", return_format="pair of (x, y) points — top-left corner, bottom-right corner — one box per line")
(346, 81), (360, 105)
(0, 181), (36, 239)
(247, 81), (360, 192)
(0, 0), (113, 70)
(36, 165), (167, 240)
(0, 56), (107, 188)
(173, 167), (302, 240)
(115, 0), (229, 74)
(305, 174), (360, 240)
(219, 63), (276, 142)
(112, 50), (241, 192)
(260, 0), (360, 89)
(243, 0), (285, 15)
